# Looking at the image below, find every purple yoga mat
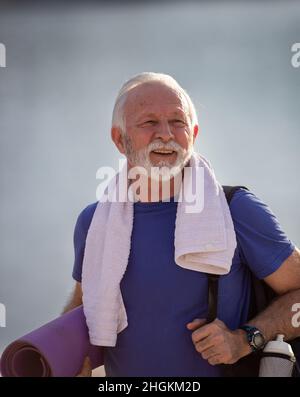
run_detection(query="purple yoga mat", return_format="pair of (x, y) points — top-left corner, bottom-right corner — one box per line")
(0, 306), (104, 377)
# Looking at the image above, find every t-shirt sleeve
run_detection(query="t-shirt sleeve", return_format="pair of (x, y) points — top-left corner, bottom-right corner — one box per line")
(72, 202), (97, 282)
(230, 188), (295, 279)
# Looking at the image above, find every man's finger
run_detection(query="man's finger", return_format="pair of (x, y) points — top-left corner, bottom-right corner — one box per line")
(195, 335), (215, 353)
(201, 346), (219, 360)
(191, 322), (216, 344)
(208, 354), (222, 366)
(186, 318), (206, 330)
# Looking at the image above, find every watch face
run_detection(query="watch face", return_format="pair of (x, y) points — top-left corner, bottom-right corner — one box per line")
(253, 332), (265, 348)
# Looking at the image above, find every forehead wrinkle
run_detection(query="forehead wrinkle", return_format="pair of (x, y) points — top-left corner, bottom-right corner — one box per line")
(126, 97), (188, 117)
(136, 108), (188, 120)
(123, 82), (191, 128)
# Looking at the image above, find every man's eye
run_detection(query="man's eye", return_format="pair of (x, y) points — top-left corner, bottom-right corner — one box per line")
(172, 119), (185, 125)
(143, 120), (156, 125)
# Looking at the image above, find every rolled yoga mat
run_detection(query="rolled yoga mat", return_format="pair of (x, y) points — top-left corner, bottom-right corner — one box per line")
(0, 305), (104, 377)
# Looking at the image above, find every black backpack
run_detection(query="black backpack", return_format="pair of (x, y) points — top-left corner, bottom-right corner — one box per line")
(206, 185), (300, 377)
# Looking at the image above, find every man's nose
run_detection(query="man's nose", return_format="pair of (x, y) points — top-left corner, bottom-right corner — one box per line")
(154, 122), (174, 142)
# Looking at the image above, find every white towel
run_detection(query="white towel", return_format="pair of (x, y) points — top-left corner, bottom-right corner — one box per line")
(81, 152), (237, 347)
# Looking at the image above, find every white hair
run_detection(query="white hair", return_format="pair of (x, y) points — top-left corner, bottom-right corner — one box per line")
(112, 72), (198, 133)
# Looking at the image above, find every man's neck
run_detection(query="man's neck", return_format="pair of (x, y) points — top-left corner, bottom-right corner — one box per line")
(127, 167), (183, 203)
(146, 173), (182, 202)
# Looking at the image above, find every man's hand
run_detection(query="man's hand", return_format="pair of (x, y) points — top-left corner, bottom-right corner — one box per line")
(186, 318), (252, 366)
(76, 356), (92, 377)
(62, 282), (83, 315)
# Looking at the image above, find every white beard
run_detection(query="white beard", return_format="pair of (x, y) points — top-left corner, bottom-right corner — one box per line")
(123, 136), (194, 182)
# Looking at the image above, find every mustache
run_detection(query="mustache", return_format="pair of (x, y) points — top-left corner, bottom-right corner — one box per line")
(147, 140), (183, 153)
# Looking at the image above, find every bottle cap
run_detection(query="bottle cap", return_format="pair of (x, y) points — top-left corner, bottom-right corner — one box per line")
(263, 334), (295, 359)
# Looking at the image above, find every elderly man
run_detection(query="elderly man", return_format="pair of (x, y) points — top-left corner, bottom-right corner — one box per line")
(64, 72), (300, 377)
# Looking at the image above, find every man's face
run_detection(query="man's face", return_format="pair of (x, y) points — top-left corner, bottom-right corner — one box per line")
(116, 82), (198, 177)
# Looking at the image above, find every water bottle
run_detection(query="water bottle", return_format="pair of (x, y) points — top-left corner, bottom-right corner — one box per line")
(259, 334), (296, 377)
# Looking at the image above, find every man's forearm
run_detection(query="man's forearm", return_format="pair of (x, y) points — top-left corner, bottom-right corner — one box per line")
(247, 288), (300, 342)
(62, 285), (83, 314)
(62, 299), (81, 315)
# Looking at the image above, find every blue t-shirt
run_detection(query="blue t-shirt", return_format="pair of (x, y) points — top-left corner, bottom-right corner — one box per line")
(72, 188), (295, 377)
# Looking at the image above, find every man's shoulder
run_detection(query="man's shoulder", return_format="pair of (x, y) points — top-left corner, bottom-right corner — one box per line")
(227, 187), (277, 228)
(228, 187), (266, 213)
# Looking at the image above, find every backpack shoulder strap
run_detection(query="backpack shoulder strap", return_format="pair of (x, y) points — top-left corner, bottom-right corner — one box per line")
(222, 185), (249, 204)
(207, 185), (248, 322)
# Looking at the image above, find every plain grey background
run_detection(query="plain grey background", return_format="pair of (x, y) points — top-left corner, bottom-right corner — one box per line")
(0, 0), (299, 353)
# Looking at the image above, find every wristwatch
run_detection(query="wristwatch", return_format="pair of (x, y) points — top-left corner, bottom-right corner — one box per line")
(240, 325), (266, 352)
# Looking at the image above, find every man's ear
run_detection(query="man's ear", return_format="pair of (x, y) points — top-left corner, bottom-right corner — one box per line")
(111, 126), (125, 154)
(193, 124), (199, 143)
